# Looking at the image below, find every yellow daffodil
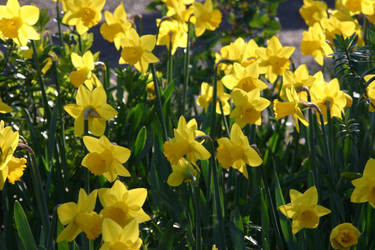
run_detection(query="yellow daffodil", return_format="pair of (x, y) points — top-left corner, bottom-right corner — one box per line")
(70, 51), (101, 89)
(279, 186), (331, 234)
(280, 64), (315, 101)
(98, 180), (151, 227)
(230, 88), (270, 128)
(217, 123), (263, 179)
(273, 87), (309, 132)
(351, 158), (375, 208)
(221, 63), (268, 92)
(329, 8), (363, 45)
(100, 218), (142, 250)
(62, 0), (105, 35)
(196, 81), (230, 115)
(64, 86), (118, 137)
(0, 121), (27, 189)
(100, 3), (132, 50)
(330, 223), (360, 249)
(365, 74), (375, 111)
(193, 0), (222, 37)
(215, 38), (260, 74)
(0, 0), (40, 46)
(167, 157), (197, 186)
(256, 36), (295, 83)
(157, 18), (188, 55)
(310, 73), (348, 123)
(162, 0), (194, 22)
(299, 0), (328, 26)
(163, 116), (210, 165)
(57, 189), (102, 242)
(320, 15), (356, 44)
(119, 28), (159, 74)
(0, 96), (12, 113)
(82, 135), (131, 182)
(300, 23), (333, 66)
(342, 0), (374, 15)
(212, 245), (218, 250)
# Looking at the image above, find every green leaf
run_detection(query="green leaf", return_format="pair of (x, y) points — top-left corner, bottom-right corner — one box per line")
(134, 126), (147, 157)
(14, 201), (38, 250)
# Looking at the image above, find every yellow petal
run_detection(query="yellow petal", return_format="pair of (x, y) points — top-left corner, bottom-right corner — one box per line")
(20, 5), (40, 25)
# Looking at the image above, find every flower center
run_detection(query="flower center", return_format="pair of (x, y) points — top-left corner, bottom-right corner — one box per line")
(335, 229), (357, 248)
(0, 17), (22, 38)
(79, 7), (96, 27)
(122, 46), (143, 65)
(299, 209), (319, 228)
(238, 77), (257, 92)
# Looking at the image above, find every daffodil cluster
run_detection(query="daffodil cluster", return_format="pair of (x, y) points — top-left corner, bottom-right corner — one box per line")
(299, 0), (363, 65)
(57, 180), (150, 248)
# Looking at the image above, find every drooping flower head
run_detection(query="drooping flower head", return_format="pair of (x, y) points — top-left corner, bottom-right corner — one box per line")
(299, 0), (328, 26)
(62, 0), (105, 34)
(70, 51), (101, 89)
(330, 223), (360, 249)
(57, 189), (102, 242)
(221, 63), (268, 92)
(100, 3), (132, 50)
(230, 88), (270, 128)
(0, 0), (40, 46)
(167, 157), (197, 186)
(310, 72), (348, 123)
(64, 86), (118, 137)
(216, 123), (263, 179)
(280, 64), (315, 101)
(163, 116), (210, 165)
(279, 186), (331, 234)
(196, 81), (230, 115)
(82, 135), (131, 182)
(119, 28), (159, 74)
(256, 36), (295, 83)
(0, 121), (27, 190)
(273, 87), (309, 132)
(193, 0), (222, 37)
(157, 18), (188, 55)
(300, 23), (333, 66)
(98, 180), (151, 227)
(351, 158), (375, 208)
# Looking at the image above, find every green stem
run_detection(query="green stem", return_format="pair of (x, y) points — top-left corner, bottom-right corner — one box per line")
(167, 39), (173, 86)
(211, 68), (219, 139)
(83, 113), (90, 192)
(2, 183), (10, 249)
(191, 183), (202, 250)
(55, 0), (63, 47)
(151, 64), (169, 140)
(31, 41), (51, 120)
(30, 153), (50, 242)
(206, 136), (226, 250)
(317, 112), (334, 182)
(182, 20), (192, 116)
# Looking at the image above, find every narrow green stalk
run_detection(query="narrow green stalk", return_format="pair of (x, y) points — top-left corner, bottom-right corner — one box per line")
(29, 153), (50, 242)
(55, 0), (63, 47)
(259, 166), (288, 250)
(2, 183), (10, 249)
(182, 20), (192, 116)
(205, 135), (226, 250)
(151, 64), (168, 140)
(167, 39), (173, 86)
(191, 183), (202, 250)
(31, 41), (51, 120)
(317, 112), (334, 182)
(211, 69), (219, 139)
(77, 32), (83, 54)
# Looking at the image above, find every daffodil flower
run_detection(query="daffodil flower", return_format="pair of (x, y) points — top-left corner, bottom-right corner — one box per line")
(279, 186), (331, 234)
(330, 223), (360, 250)
(217, 123), (263, 179)
(350, 158), (375, 208)
(299, 0), (328, 26)
(98, 180), (151, 227)
(196, 81), (230, 115)
(70, 51), (101, 89)
(119, 28), (159, 74)
(0, 0), (40, 46)
(193, 0), (222, 37)
(82, 135), (131, 182)
(64, 86), (117, 137)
